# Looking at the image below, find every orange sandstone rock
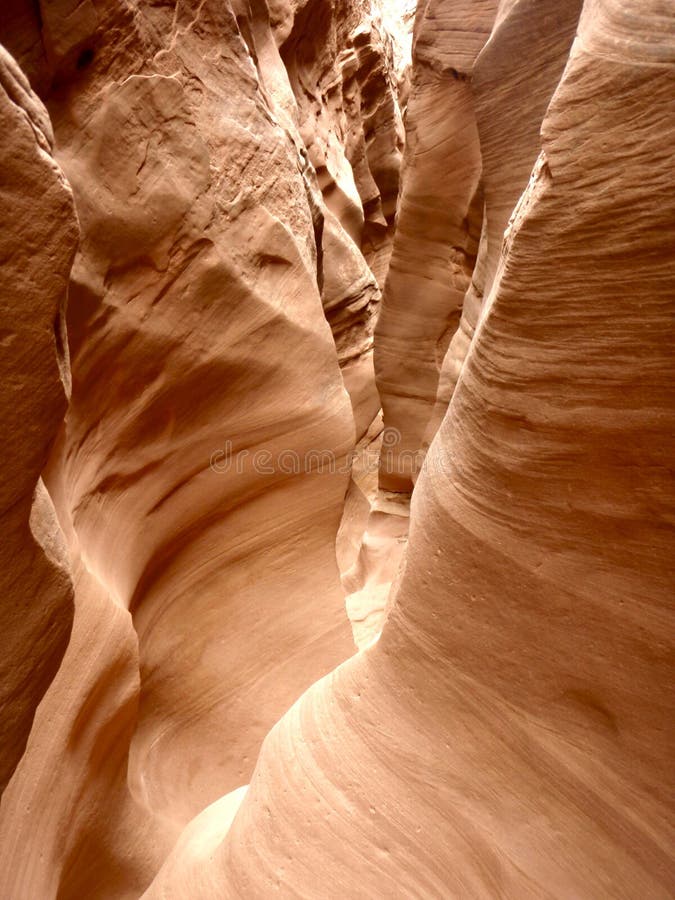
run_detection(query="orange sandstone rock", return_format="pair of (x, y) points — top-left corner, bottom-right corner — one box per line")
(147, 0), (675, 895)
(0, 0), (368, 893)
(0, 46), (76, 794)
(430, 0), (583, 438)
(1, 0), (673, 897)
(374, 0), (497, 491)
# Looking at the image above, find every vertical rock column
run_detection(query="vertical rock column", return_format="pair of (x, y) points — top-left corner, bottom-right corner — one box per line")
(0, 0), (363, 894)
(278, 0), (407, 439)
(374, 0), (497, 491)
(429, 0), (583, 437)
(341, 0), (499, 646)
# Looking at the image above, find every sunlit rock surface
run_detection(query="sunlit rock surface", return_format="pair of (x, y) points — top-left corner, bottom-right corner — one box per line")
(429, 0), (583, 439)
(277, 0), (410, 438)
(0, 0), (367, 893)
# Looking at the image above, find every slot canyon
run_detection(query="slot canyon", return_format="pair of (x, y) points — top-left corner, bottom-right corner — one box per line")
(0, 0), (673, 896)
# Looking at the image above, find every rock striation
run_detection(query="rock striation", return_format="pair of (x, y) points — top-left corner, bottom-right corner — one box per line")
(277, 0), (409, 439)
(0, 0), (674, 896)
(0, 0), (393, 892)
(41, 2), (357, 832)
(429, 0), (583, 439)
(144, 0), (675, 895)
(374, 0), (497, 491)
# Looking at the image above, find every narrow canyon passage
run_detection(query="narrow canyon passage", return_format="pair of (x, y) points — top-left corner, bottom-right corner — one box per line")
(0, 0), (673, 898)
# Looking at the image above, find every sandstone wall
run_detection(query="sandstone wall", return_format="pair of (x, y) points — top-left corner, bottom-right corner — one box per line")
(277, 0), (409, 437)
(145, 0), (675, 894)
(0, 0), (673, 896)
(374, 0), (497, 491)
(0, 46), (77, 793)
(0, 0), (387, 893)
(429, 0), (583, 439)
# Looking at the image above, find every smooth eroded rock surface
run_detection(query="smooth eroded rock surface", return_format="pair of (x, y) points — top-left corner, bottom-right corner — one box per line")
(0, 46), (76, 794)
(430, 0), (583, 436)
(146, 0), (674, 894)
(0, 0), (673, 896)
(374, 0), (496, 490)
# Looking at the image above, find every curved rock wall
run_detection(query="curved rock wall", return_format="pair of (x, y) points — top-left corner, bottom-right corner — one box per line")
(430, 0), (583, 437)
(0, 47), (77, 793)
(0, 0), (673, 896)
(146, 0), (674, 894)
(45, 4), (356, 830)
(374, 0), (496, 491)
(279, 0), (405, 280)
(0, 0), (374, 893)
(277, 0), (409, 438)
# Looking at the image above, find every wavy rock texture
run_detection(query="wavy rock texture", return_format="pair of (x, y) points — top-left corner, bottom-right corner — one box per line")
(1, 0), (674, 896)
(279, 0), (405, 281)
(344, 0), (500, 646)
(0, 0), (382, 893)
(0, 562), (168, 898)
(342, 487), (409, 647)
(0, 47), (77, 793)
(277, 0), (410, 439)
(429, 0), (583, 438)
(144, 0), (674, 895)
(337, 414), (410, 648)
(374, 0), (497, 491)
(269, 0), (415, 639)
(339, 414), (411, 647)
